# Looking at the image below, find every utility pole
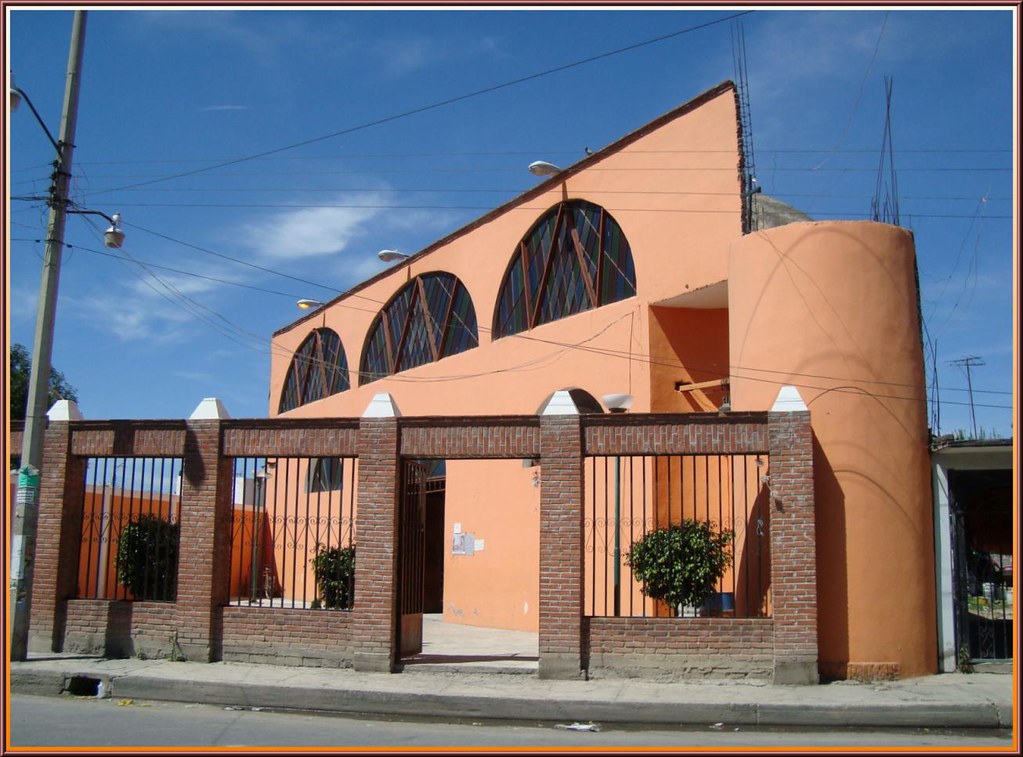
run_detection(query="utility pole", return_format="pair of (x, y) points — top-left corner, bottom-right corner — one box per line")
(10, 10), (88, 661)
(948, 356), (984, 439)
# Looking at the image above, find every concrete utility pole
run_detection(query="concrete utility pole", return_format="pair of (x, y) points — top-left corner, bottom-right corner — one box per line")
(10, 10), (88, 662)
(948, 355), (985, 439)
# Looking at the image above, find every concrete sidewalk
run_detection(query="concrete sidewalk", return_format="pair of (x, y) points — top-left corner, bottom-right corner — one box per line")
(8, 616), (1015, 730)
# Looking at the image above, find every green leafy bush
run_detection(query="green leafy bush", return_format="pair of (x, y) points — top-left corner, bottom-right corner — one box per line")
(311, 545), (356, 610)
(115, 514), (180, 601)
(626, 520), (734, 616)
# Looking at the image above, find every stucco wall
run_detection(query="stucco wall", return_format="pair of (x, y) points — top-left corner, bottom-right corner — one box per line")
(444, 459), (540, 632)
(263, 85), (746, 635)
(268, 83), (743, 420)
(728, 220), (936, 679)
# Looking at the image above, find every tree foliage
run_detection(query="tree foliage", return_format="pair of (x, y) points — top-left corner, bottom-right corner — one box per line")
(311, 545), (356, 610)
(115, 514), (180, 601)
(9, 343), (79, 421)
(626, 520), (734, 615)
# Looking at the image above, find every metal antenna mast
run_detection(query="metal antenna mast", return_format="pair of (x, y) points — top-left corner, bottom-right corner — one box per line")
(732, 20), (759, 234)
(948, 356), (985, 438)
(871, 75), (900, 226)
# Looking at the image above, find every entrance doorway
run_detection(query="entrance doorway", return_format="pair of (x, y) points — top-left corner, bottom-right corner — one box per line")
(398, 458), (539, 671)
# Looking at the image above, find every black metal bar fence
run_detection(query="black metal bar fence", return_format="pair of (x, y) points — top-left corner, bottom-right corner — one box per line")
(228, 456), (357, 609)
(584, 453), (771, 619)
(77, 456), (183, 601)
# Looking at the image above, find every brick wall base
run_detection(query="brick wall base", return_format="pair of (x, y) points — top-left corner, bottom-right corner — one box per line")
(586, 617), (774, 680)
(221, 607), (354, 668)
(820, 661), (901, 683)
(61, 600), (178, 660)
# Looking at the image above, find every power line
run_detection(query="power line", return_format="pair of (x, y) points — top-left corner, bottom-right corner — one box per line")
(68, 201), (1014, 220)
(60, 165), (1016, 183)
(48, 217), (1012, 404)
(50, 147), (1017, 169)
(72, 244), (313, 300)
(947, 356), (986, 437)
(60, 226), (1012, 408)
(18, 186), (1014, 203)
(88, 11), (753, 197)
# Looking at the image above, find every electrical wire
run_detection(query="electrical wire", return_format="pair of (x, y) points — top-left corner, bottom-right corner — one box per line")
(61, 217), (1011, 409)
(45, 212), (1011, 404)
(87, 11), (754, 198)
(75, 202), (1014, 220)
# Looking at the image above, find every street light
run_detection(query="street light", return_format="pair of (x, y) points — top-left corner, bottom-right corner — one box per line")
(66, 208), (124, 248)
(602, 393), (633, 617)
(377, 249), (409, 263)
(296, 299), (324, 310)
(528, 160), (562, 177)
(8, 10), (123, 662)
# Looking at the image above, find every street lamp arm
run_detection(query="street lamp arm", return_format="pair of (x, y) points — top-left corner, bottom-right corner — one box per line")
(66, 206), (117, 225)
(10, 86), (62, 155)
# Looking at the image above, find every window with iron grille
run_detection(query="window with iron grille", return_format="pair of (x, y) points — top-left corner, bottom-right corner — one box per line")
(359, 272), (478, 385)
(493, 200), (636, 339)
(279, 328), (350, 413)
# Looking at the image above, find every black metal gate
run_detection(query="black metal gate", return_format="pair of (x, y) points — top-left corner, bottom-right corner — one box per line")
(397, 460), (427, 657)
(950, 469), (1013, 663)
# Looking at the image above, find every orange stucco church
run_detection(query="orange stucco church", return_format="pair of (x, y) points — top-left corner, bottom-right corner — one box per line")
(266, 81), (936, 680)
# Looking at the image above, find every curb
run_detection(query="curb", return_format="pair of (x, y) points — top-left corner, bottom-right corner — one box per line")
(9, 668), (1013, 730)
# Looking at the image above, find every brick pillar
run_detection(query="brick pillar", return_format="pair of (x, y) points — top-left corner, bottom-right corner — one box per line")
(538, 415), (585, 679)
(352, 417), (400, 672)
(174, 420), (233, 661)
(768, 409), (819, 684)
(27, 421), (86, 653)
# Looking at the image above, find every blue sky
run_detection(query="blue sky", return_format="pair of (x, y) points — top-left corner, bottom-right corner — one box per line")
(6, 6), (1015, 438)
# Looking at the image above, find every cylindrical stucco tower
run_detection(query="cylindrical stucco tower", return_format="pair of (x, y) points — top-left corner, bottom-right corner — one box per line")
(728, 220), (936, 680)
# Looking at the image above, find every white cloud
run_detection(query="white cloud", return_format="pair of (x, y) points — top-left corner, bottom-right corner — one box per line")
(239, 192), (390, 262)
(377, 38), (436, 77)
(63, 257), (245, 344)
(7, 285), (38, 330)
(371, 32), (509, 77)
(131, 11), (357, 73)
(747, 11), (891, 100)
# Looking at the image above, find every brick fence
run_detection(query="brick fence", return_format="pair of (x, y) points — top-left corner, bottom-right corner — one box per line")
(20, 409), (817, 683)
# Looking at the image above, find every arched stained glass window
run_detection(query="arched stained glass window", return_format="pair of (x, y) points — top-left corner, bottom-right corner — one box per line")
(278, 328), (350, 413)
(360, 272), (479, 385)
(493, 200), (636, 339)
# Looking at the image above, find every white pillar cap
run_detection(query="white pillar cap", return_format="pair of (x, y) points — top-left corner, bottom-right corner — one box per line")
(540, 390), (579, 416)
(189, 397), (231, 419)
(47, 399), (84, 421)
(771, 385), (808, 412)
(362, 392), (401, 418)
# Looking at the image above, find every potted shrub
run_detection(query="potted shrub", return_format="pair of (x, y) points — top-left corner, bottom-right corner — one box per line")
(311, 545), (356, 610)
(626, 519), (734, 617)
(115, 514), (180, 601)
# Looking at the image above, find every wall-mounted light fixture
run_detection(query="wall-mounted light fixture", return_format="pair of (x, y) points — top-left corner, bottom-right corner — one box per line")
(378, 249), (409, 263)
(528, 160), (562, 177)
(602, 393), (634, 414)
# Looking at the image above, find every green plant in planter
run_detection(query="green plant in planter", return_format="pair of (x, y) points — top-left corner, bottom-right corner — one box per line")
(311, 545), (356, 610)
(626, 520), (734, 616)
(115, 514), (180, 601)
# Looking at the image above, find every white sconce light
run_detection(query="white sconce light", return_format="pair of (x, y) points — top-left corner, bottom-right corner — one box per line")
(602, 393), (634, 414)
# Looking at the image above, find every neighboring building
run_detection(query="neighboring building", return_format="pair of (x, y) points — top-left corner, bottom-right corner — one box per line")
(931, 438), (1014, 670)
(263, 80), (937, 680)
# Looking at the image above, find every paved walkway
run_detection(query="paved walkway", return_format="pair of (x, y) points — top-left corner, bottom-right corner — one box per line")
(9, 616), (1015, 731)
